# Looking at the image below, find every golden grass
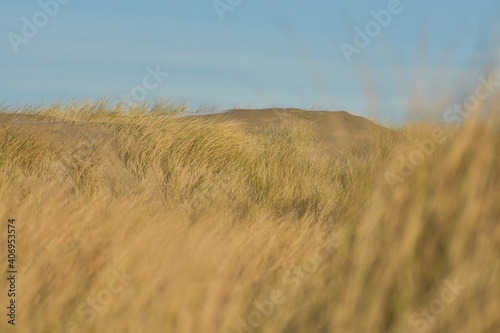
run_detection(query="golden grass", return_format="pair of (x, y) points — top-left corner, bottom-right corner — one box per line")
(0, 101), (499, 333)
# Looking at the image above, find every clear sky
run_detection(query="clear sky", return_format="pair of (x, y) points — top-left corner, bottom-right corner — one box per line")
(1, 0), (498, 122)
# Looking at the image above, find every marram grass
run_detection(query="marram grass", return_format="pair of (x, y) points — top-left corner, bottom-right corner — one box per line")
(0, 101), (498, 333)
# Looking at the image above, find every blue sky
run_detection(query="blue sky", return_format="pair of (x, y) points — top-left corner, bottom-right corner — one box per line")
(1, 0), (498, 122)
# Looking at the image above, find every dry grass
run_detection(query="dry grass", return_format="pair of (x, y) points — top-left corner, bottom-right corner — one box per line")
(0, 101), (499, 333)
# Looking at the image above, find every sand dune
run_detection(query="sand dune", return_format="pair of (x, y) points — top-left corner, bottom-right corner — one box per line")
(0, 108), (387, 153)
(196, 108), (387, 152)
(0, 108), (388, 197)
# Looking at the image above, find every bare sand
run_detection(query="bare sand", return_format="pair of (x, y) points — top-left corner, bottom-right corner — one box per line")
(191, 108), (387, 152)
